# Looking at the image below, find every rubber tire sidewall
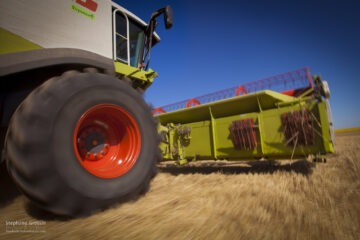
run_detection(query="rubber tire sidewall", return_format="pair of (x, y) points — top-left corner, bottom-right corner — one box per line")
(6, 72), (158, 216)
(52, 74), (156, 200)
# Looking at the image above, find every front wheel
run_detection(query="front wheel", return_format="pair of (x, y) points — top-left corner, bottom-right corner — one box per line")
(6, 70), (159, 216)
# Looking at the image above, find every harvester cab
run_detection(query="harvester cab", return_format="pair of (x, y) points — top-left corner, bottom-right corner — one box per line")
(114, 5), (172, 70)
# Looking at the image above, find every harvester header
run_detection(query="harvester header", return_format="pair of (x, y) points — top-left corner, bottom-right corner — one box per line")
(154, 68), (333, 164)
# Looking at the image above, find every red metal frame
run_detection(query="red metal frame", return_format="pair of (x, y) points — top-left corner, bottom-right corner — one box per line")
(235, 86), (247, 96)
(186, 98), (201, 108)
(152, 107), (166, 115)
(281, 110), (315, 146)
(230, 118), (257, 150)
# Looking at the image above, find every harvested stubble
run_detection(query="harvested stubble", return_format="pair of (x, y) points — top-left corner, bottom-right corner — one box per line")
(0, 132), (359, 240)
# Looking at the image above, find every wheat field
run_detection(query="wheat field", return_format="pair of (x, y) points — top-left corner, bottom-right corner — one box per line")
(0, 132), (359, 240)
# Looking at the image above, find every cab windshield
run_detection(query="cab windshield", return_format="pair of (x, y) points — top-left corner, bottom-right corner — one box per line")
(113, 10), (146, 68)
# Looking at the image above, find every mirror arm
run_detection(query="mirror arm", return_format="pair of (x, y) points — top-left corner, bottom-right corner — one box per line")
(144, 19), (155, 70)
(142, 6), (173, 70)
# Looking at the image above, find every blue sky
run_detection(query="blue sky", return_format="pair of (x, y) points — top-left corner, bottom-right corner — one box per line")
(118, 0), (360, 129)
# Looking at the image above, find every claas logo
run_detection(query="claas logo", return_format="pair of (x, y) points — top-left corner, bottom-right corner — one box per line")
(76, 0), (98, 12)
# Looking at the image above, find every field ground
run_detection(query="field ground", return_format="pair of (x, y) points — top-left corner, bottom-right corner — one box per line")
(335, 127), (360, 133)
(0, 132), (359, 240)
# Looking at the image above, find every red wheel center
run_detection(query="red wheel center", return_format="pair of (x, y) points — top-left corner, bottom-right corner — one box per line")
(77, 125), (110, 161)
(73, 104), (141, 179)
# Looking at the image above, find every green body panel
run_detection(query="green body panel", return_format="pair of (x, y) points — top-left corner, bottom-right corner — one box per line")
(114, 62), (157, 89)
(0, 28), (157, 88)
(317, 101), (334, 153)
(157, 90), (334, 161)
(0, 28), (41, 54)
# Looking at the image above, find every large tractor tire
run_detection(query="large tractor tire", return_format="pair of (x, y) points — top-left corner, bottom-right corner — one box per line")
(5, 70), (159, 217)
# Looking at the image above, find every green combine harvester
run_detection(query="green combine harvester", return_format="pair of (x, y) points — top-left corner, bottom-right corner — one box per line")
(153, 67), (334, 164)
(0, 0), (333, 217)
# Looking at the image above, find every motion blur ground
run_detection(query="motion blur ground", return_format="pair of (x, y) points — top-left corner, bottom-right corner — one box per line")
(1, 131), (359, 240)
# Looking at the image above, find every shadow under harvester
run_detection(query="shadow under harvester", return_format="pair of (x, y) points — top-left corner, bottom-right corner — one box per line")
(158, 159), (315, 176)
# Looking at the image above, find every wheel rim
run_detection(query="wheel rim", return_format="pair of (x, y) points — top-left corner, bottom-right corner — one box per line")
(73, 104), (141, 179)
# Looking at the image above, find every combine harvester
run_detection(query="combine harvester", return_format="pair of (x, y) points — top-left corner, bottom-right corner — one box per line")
(0, 0), (333, 217)
(153, 67), (334, 164)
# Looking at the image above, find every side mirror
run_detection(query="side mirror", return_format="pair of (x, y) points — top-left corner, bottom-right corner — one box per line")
(149, 5), (173, 30)
(164, 6), (173, 29)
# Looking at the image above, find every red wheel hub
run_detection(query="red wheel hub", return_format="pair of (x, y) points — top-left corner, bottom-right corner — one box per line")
(73, 104), (141, 179)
